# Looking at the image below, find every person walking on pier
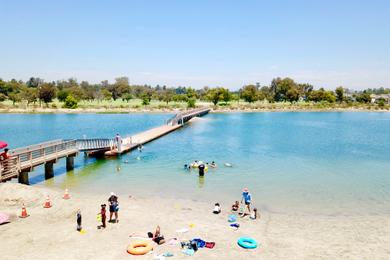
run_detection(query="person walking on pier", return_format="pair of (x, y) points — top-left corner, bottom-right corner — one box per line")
(115, 133), (122, 153)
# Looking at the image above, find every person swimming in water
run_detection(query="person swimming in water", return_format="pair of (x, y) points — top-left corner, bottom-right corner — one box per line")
(210, 161), (217, 168)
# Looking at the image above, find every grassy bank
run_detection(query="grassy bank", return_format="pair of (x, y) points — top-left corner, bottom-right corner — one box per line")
(0, 99), (389, 113)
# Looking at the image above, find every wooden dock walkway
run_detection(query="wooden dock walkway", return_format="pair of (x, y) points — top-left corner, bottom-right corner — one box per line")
(104, 124), (181, 156)
(0, 107), (211, 184)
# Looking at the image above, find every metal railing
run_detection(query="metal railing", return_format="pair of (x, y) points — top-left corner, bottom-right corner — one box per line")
(167, 107), (211, 125)
(76, 139), (115, 151)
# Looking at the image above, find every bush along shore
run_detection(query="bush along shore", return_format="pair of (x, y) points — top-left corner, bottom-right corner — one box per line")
(0, 76), (389, 113)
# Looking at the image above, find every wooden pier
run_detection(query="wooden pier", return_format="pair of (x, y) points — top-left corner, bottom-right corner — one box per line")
(0, 107), (210, 184)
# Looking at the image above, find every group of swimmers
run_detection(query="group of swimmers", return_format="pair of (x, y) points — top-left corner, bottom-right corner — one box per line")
(184, 160), (217, 170)
(212, 188), (258, 220)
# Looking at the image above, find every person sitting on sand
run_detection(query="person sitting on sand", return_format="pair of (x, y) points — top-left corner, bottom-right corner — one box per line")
(213, 203), (221, 214)
(148, 225), (165, 245)
(231, 201), (239, 211)
(241, 188), (252, 215)
(108, 192), (119, 223)
(250, 208), (258, 220)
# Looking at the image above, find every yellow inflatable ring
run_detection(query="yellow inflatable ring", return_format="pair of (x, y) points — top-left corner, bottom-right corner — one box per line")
(127, 240), (153, 255)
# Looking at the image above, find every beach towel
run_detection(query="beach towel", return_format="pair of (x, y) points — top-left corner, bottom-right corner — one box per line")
(205, 242), (215, 249)
(0, 213), (10, 225)
(191, 238), (206, 248)
(182, 249), (195, 256)
(228, 214), (237, 222)
(176, 228), (189, 233)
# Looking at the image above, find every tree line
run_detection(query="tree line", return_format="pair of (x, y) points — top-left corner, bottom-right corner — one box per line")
(0, 76), (388, 109)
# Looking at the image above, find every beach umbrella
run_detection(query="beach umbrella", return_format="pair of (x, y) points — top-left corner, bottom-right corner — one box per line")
(0, 213), (10, 225)
(0, 141), (7, 149)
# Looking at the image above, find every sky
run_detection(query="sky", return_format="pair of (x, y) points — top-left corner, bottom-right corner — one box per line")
(0, 0), (389, 90)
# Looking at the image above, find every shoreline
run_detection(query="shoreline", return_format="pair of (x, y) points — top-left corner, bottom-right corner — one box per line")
(0, 106), (389, 114)
(1, 183), (389, 259)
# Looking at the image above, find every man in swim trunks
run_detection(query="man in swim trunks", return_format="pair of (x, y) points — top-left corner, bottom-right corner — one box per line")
(241, 188), (252, 215)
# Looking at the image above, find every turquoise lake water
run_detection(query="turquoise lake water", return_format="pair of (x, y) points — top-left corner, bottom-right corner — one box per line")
(1, 112), (390, 215)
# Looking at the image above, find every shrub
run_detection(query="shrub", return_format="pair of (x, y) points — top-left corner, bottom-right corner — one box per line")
(63, 95), (78, 109)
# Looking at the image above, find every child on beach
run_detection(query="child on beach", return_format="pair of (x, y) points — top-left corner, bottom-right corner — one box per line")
(231, 201), (239, 211)
(213, 203), (221, 214)
(76, 209), (82, 232)
(250, 208), (258, 220)
(100, 204), (106, 228)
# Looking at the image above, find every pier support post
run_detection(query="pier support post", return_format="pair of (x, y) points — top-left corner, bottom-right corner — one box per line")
(66, 156), (75, 171)
(44, 162), (54, 180)
(18, 170), (30, 185)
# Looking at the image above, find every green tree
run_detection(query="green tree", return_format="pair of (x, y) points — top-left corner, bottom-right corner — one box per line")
(38, 83), (57, 105)
(221, 88), (231, 104)
(63, 95), (78, 109)
(162, 89), (174, 104)
(57, 90), (69, 102)
(142, 93), (151, 105)
(122, 93), (133, 102)
(355, 91), (371, 103)
(100, 89), (112, 101)
(308, 88), (336, 103)
(271, 77), (298, 102)
(241, 85), (258, 103)
(187, 98), (196, 108)
(109, 77), (130, 100)
(21, 87), (38, 105)
(335, 86), (344, 103)
(8, 92), (22, 105)
(286, 87), (300, 102)
(206, 88), (223, 105)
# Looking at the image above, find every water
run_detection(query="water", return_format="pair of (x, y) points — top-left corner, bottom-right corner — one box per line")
(1, 112), (390, 216)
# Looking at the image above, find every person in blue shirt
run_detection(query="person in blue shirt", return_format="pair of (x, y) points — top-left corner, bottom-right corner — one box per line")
(241, 188), (252, 215)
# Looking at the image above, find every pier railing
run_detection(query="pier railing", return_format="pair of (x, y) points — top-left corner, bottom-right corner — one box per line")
(76, 139), (115, 151)
(167, 107), (211, 125)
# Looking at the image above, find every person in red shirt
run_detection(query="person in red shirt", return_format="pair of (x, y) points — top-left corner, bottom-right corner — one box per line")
(0, 148), (9, 161)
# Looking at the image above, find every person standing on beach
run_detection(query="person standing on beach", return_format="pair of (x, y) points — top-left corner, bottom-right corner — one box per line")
(108, 192), (119, 223)
(76, 209), (82, 231)
(241, 188), (252, 215)
(115, 133), (122, 153)
(100, 204), (106, 228)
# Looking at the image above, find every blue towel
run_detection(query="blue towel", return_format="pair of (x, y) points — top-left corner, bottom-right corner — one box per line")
(182, 249), (195, 256)
(191, 238), (206, 248)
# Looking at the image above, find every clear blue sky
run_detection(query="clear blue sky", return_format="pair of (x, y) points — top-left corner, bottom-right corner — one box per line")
(1, 0), (389, 90)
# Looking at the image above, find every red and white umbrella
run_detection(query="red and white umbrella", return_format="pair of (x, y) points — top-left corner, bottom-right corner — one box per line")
(0, 141), (8, 149)
(0, 212), (10, 225)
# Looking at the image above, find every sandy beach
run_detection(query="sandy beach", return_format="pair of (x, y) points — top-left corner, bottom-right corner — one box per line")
(0, 183), (389, 260)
